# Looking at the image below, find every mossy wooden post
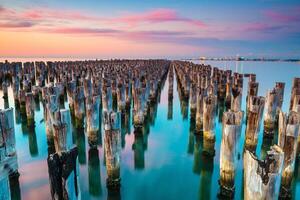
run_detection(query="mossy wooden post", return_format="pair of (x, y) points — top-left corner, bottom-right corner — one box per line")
(53, 122), (67, 154)
(275, 82), (285, 116)
(263, 89), (278, 137)
(289, 78), (300, 111)
(46, 94), (59, 140)
(202, 95), (217, 156)
(74, 86), (85, 129)
(0, 108), (16, 157)
(52, 109), (72, 154)
(116, 83), (125, 112)
(219, 110), (243, 197)
(18, 89), (26, 117)
(83, 78), (92, 98)
(225, 78), (232, 109)
(246, 82), (259, 114)
(25, 92), (35, 127)
(86, 95), (101, 147)
(66, 80), (76, 116)
(103, 111), (121, 190)
(190, 83), (197, 118)
(231, 84), (242, 112)
(244, 145), (284, 200)
(278, 111), (300, 198)
(102, 84), (112, 113)
(32, 86), (40, 105)
(12, 77), (20, 107)
(133, 84), (145, 129)
(125, 80), (131, 110)
(195, 87), (204, 133)
(245, 96), (265, 151)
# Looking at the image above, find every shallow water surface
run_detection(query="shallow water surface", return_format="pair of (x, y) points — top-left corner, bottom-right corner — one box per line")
(0, 60), (300, 200)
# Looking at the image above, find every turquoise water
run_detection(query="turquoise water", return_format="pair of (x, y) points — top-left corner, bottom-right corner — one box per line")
(0, 60), (300, 200)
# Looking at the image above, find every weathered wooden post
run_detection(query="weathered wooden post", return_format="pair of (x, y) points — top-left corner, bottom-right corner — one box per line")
(47, 147), (79, 200)
(244, 145), (284, 200)
(86, 95), (101, 147)
(245, 96), (265, 151)
(195, 88), (204, 133)
(25, 92), (35, 127)
(125, 80), (131, 110)
(12, 77), (20, 107)
(225, 78), (232, 109)
(246, 82), (259, 114)
(52, 109), (72, 154)
(231, 84), (242, 112)
(263, 89), (278, 137)
(291, 95), (300, 113)
(133, 83), (145, 129)
(219, 110), (243, 197)
(74, 86), (85, 129)
(103, 111), (121, 190)
(275, 82), (285, 116)
(289, 78), (300, 111)
(0, 108), (16, 156)
(202, 95), (217, 156)
(278, 110), (300, 198)
(116, 83), (126, 112)
(66, 80), (76, 116)
(190, 83), (197, 118)
(18, 89), (26, 117)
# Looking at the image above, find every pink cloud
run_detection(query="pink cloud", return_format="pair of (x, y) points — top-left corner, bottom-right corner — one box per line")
(114, 8), (206, 28)
(21, 8), (100, 21)
(1, 6), (205, 29)
(263, 8), (300, 23)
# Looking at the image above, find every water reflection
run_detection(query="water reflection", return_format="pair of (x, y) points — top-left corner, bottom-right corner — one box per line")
(88, 148), (102, 197)
(75, 129), (86, 164)
(198, 154), (214, 200)
(9, 172), (21, 200)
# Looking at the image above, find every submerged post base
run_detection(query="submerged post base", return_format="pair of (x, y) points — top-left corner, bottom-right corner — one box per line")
(106, 178), (121, 190)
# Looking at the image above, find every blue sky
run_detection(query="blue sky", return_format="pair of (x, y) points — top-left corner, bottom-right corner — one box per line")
(0, 0), (299, 58)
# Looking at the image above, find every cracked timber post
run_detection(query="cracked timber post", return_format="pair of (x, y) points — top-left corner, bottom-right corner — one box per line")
(25, 92), (35, 128)
(103, 111), (121, 190)
(74, 86), (85, 129)
(244, 145), (284, 200)
(86, 95), (101, 147)
(263, 88), (278, 137)
(278, 110), (300, 198)
(202, 95), (217, 156)
(245, 96), (265, 151)
(219, 110), (243, 198)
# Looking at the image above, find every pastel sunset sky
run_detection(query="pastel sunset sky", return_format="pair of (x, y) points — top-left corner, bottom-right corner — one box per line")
(0, 0), (299, 58)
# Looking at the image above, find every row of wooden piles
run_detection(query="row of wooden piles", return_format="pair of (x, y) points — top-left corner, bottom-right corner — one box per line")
(0, 59), (170, 199)
(173, 60), (300, 199)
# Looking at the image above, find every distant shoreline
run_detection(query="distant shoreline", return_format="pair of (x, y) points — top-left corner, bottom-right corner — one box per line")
(184, 58), (300, 62)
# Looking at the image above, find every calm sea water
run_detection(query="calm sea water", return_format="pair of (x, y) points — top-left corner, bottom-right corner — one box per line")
(0, 59), (300, 200)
